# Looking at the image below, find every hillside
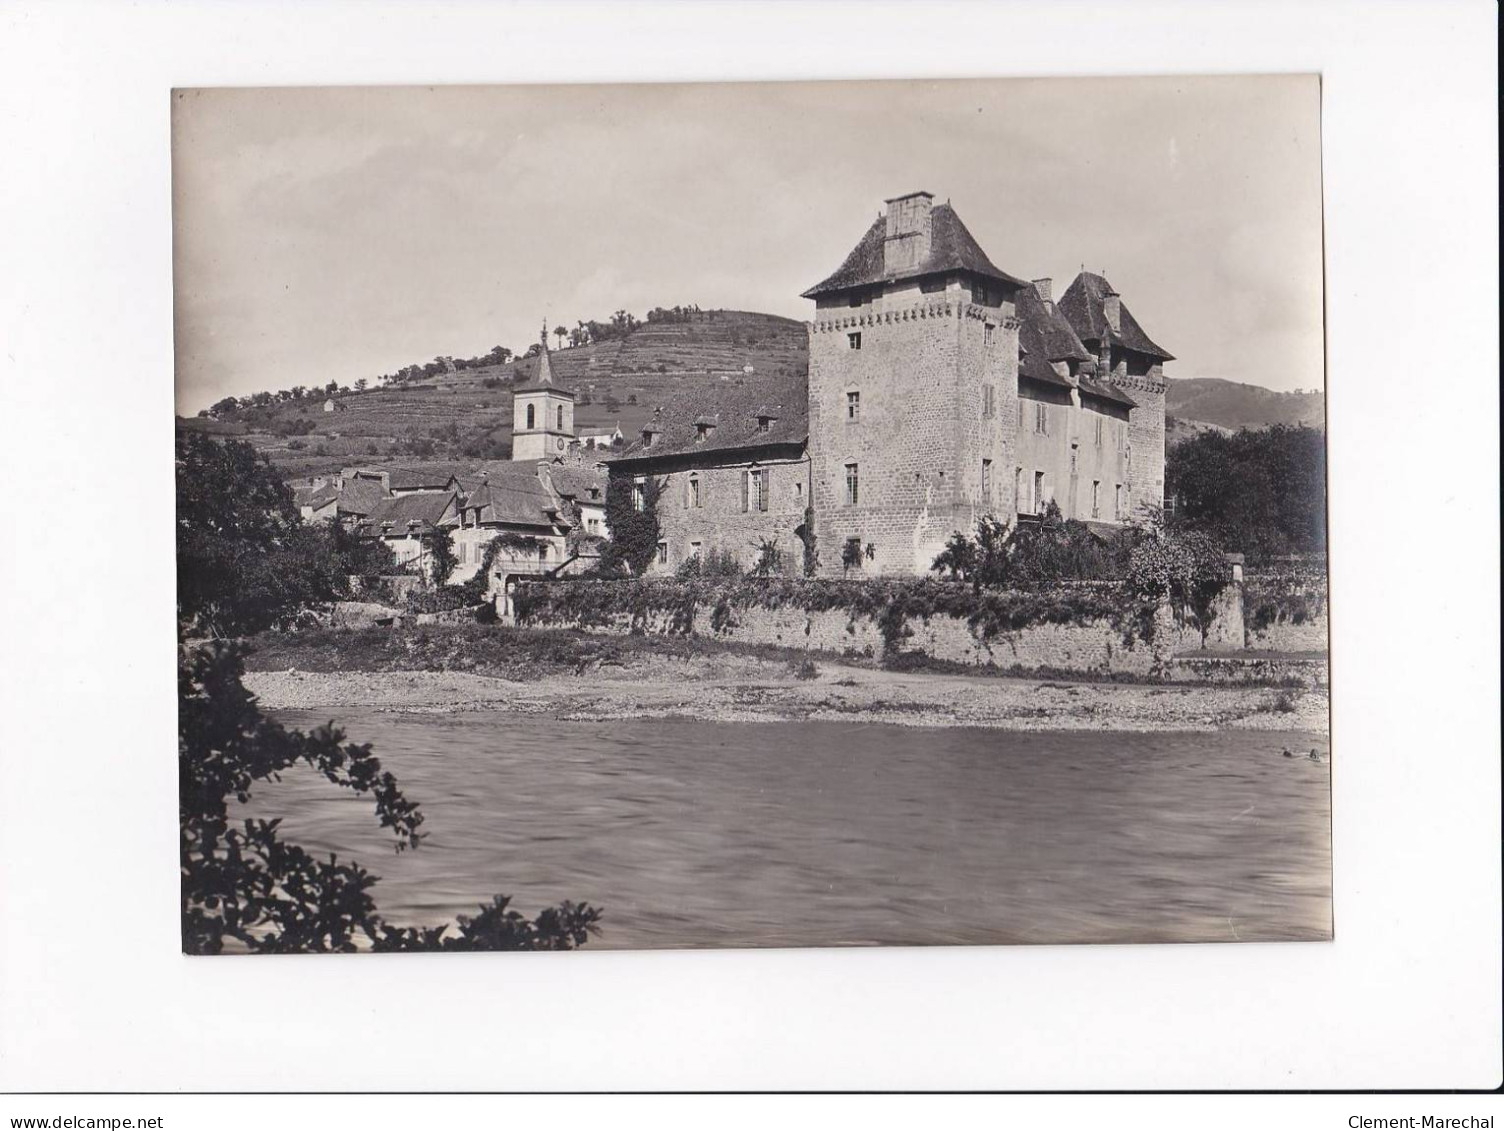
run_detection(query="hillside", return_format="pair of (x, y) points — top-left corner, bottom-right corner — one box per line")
(180, 310), (808, 480)
(178, 315), (1323, 481)
(1164, 378), (1325, 431)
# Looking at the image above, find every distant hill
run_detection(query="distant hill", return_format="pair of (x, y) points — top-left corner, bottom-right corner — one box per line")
(177, 316), (1323, 480)
(1165, 377), (1325, 432)
(180, 309), (809, 480)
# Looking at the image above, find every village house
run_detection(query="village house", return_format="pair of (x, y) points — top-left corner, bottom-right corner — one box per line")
(352, 491), (460, 579)
(606, 190), (1171, 577)
(605, 370), (809, 575)
(577, 423), (624, 451)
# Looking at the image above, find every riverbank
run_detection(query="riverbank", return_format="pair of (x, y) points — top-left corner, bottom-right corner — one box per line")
(242, 631), (1329, 733)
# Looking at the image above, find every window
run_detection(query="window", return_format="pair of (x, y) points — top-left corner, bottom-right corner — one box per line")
(459, 542), (469, 563)
(689, 541), (702, 559)
(981, 459), (993, 505)
(1018, 401), (1025, 427)
(696, 422), (714, 442)
(525, 404), (535, 429)
(1033, 471), (1045, 513)
(984, 322), (994, 346)
(1014, 467), (1023, 513)
(1095, 415), (1104, 446)
(632, 478), (646, 512)
(794, 480), (804, 502)
(982, 383), (994, 418)
(655, 541), (668, 565)
(1091, 480), (1101, 519)
(688, 476), (701, 509)
(587, 518), (600, 534)
(1114, 484), (1123, 519)
(557, 405), (565, 431)
(845, 462), (859, 506)
(642, 429), (656, 448)
(847, 332), (862, 350)
(742, 468), (769, 513)
(1035, 402), (1048, 435)
(846, 391), (860, 421)
(756, 415), (771, 433)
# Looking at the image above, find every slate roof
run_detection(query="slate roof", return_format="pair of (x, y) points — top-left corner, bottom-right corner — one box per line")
(356, 491), (455, 536)
(1078, 374), (1138, 410)
(514, 338), (575, 395)
(388, 467), (459, 491)
(1015, 282), (1093, 364)
(607, 369), (808, 466)
(294, 483), (339, 510)
(457, 478), (559, 530)
(1058, 272), (1174, 361)
(335, 476), (387, 517)
(801, 202), (1029, 299)
(545, 465), (607, 503)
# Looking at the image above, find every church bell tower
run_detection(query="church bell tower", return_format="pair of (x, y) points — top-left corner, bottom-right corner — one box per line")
(511, 321), (576, 461)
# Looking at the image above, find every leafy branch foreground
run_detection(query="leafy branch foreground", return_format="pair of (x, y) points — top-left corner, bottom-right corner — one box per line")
(180, 639), (601, 954)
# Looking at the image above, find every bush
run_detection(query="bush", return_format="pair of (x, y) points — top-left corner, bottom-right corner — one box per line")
(930, 506), (1129, 591)
(675, 546), (743, 580)
(788, 657), (820, 681)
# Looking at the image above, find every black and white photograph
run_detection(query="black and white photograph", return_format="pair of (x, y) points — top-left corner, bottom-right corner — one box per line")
(2, 0), (1498, 1106)
(173, 76), (1331, 954)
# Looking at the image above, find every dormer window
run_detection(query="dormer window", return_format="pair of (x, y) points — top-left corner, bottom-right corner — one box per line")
(756, 415), (772, 433)
(641, 429), (657, 449)
(695, 421), (715, 442)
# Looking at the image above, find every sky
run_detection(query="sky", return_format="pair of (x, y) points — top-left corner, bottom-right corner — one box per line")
(172, 76), (1324, 413)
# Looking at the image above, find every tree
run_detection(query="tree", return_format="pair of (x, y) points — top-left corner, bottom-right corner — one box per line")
(176, 432), (392, 636)
(599, 474), (662, 576)
(553, 325), (568, 350)
(1166, 424), (1326, 561)
(354, 378), (367, 392)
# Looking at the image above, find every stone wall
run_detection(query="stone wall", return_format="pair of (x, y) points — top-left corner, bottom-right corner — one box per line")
(633, 453), (808, 575)
(515, 578), (1187, 677)
(1243, 561), (1329, 653)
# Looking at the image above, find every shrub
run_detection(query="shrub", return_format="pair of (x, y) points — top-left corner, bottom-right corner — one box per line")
(789, 657), (820, 681)
(676, 546), (743, 580)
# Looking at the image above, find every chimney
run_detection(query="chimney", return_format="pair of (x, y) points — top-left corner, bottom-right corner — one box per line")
(1102, 287), (1121, 333)
(882, 191), (934, 276)
(1032, 278), (1053, 307)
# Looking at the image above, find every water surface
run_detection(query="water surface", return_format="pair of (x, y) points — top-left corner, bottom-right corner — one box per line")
(254, 712), (1332, 948)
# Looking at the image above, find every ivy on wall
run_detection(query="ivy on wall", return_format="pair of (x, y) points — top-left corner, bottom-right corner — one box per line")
(511, 576), (1165, 660)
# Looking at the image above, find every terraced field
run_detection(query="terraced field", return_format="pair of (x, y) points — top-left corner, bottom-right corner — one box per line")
(179, 309), (809, 480)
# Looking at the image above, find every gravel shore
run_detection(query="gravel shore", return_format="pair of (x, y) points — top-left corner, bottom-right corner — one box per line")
(243, 653), (1329, 734)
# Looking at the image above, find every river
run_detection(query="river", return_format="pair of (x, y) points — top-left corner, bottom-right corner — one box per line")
(254, 711), (1332, 949)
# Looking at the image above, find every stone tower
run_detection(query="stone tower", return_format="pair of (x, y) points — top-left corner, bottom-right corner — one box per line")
(802, 192), (1029, 576)
(511, 322), (576, 462)
(1056, 273), (1173, 518)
